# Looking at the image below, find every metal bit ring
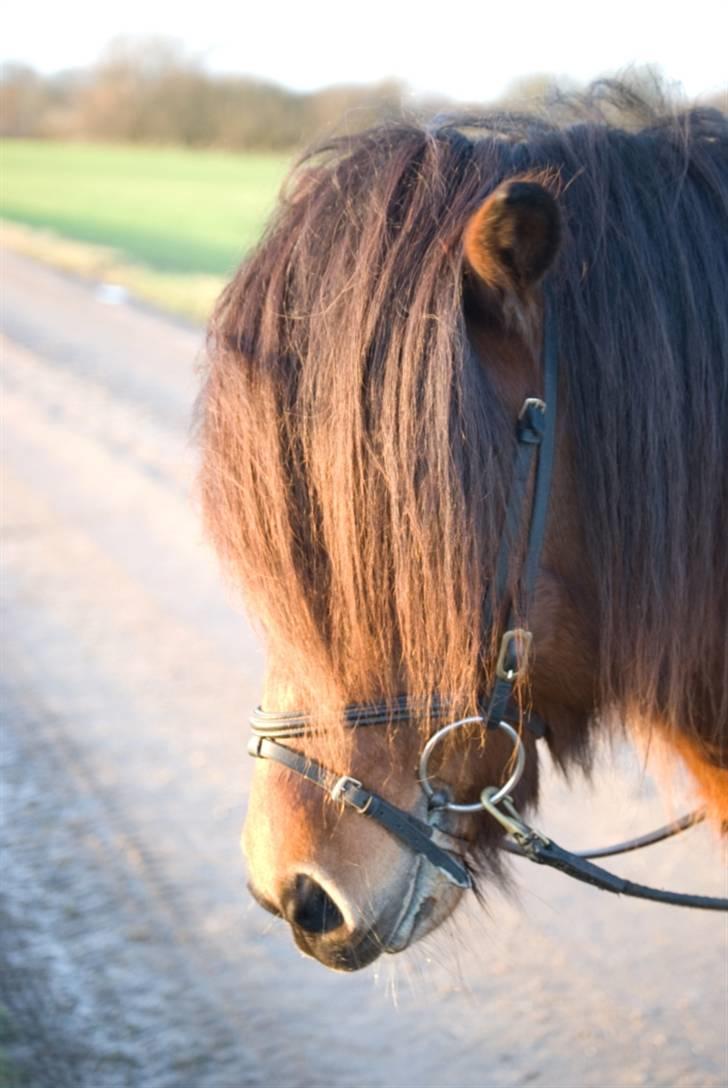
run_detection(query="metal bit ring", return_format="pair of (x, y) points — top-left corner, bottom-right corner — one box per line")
(418, 717), (526, 813)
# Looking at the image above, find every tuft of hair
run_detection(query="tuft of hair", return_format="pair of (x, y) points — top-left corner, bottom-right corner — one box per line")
(199, 82), (728, 767)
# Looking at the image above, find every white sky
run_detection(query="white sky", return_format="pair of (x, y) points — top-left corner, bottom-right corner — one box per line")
(4, 0), (727, 101)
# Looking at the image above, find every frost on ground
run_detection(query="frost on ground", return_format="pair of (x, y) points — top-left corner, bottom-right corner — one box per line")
(1, 250), (726, 1088)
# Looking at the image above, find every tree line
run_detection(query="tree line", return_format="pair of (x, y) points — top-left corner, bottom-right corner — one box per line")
(1, 38), (724, 152)
(0, 38), (436, 150)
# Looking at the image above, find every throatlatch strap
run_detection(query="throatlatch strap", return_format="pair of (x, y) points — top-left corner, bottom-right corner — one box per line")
(249, 736), (472, 889)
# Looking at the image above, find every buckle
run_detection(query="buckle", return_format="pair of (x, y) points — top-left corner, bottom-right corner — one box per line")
(517, 398), (546, 444)
(518, 396), (546, 419)
(495, 629), (533, 681)
(331, 775), (371, 813)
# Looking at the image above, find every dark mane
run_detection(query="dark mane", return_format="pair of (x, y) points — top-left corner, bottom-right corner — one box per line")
(200, 84), (728, 760)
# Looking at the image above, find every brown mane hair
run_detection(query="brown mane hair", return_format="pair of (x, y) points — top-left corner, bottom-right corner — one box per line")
(199, 84), (728, 766)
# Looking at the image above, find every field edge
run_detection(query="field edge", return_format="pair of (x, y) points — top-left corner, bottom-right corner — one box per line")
(1, 219), (222, 324)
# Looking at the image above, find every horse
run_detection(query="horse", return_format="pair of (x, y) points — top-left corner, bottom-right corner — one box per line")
(199, 85), (728, 971)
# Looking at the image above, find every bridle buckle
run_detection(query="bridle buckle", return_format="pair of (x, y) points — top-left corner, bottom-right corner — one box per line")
(331, 775), (371, 813)
(496, 628), (533, 681)
(519, 396), (546, 419)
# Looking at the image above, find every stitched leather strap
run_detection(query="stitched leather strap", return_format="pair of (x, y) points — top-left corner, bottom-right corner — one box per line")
(523, 302), (558, 603)
(488, 400), (546, 614)
(509, 831), (728, 911)
(250, 694), (455, 738)
(249, 736), (472, 888)
(250, 696), (547, 741)
(483, 304), (559, 732)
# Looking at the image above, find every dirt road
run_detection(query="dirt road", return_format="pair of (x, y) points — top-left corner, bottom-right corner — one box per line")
(1, 249), (726, 1088)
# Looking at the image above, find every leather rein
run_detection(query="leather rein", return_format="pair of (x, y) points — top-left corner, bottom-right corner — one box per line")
(248, 298), (728, 912)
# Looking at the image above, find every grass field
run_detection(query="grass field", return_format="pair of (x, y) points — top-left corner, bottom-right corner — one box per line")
(1, 140), (290, 319)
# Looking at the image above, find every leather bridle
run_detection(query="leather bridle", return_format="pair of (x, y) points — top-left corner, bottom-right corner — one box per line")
(248, 296), (728, 912)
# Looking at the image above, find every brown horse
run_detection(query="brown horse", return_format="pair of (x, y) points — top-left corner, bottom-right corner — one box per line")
(199, 85), (728, 971)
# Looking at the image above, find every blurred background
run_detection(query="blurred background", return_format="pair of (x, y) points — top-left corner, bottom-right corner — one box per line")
(1, 4), (727, 1087)
(2, 7), (726, 324)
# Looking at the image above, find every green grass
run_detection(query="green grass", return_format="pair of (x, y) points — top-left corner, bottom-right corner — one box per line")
(0, 140), (290, 277)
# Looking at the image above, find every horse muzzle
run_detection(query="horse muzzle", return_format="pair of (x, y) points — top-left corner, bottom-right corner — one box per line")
(249, 857), (466, 971)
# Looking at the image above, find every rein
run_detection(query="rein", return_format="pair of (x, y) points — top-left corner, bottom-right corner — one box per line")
(248, 296), (728, 913)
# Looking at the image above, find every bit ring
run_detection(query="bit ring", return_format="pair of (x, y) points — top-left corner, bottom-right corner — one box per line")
(418, 717), (526, 813)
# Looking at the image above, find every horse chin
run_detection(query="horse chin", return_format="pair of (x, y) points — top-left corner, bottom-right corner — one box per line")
(380, 856), (466, 954)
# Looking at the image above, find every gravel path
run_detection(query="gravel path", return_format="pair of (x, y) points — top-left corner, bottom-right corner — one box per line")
(1, 249), (726, 1088)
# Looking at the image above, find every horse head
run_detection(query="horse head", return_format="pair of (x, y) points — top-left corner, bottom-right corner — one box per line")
(200, 104), (728, 969)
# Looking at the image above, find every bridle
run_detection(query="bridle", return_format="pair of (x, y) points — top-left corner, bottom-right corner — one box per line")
(248, 295), (728, 912)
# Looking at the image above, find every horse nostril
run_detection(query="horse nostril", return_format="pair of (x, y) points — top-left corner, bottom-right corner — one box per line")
(284, 875), (345, 935)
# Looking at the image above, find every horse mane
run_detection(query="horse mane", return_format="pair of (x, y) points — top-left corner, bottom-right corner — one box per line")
(200, 83), (728, 763)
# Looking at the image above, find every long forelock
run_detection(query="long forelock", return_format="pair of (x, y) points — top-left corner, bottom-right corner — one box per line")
(202, 124), (512, 745)
(201, 86), (728, 759)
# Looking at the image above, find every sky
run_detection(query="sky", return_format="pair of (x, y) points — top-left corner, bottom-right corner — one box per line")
(4, 0), (727, 102)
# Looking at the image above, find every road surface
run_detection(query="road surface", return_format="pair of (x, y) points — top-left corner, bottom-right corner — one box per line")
(1, 249), (726, 1088)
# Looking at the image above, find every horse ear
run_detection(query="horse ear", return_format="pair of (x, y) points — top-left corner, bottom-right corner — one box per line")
(463, 180), (560, 295)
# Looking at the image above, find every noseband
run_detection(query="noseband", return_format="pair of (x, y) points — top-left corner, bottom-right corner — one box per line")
(248, 297), (727, 912)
